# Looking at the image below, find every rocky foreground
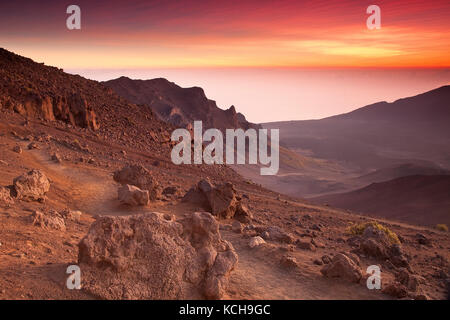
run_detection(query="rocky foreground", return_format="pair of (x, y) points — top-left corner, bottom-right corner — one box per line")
(0, 110), (449, 300)
(0, 48), (449, 300)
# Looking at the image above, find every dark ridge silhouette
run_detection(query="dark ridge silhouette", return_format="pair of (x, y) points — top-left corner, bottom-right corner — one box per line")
(103, 76), (258, 131)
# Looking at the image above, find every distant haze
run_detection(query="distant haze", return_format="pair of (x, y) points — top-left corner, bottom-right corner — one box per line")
(67, 67), (450, 123)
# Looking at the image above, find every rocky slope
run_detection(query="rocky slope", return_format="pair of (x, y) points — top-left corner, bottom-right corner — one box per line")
(0, 48), (448, 300)
(311, 175), (450, 227)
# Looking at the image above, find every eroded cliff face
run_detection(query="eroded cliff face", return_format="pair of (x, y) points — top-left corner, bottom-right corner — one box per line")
(1, 92), (98, 130)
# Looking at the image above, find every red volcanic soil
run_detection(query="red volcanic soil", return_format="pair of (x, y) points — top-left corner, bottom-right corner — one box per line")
(0, 48), (449, 300)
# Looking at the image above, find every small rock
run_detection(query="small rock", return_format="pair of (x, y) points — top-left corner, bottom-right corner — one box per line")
(280, 255), (298, 269)
(248, 236), (265, 248)
(118, 184), (149, 206)
(296, 238), (316, 251)
(13, 145), (22, 154)
(232, 220), (243, 234)
(382, 282), (408, 298)
(31, 210), (66, 231)
(320, 253), (362, 283)
(51, 153), (62, 163)
(27, 142), (38, 150)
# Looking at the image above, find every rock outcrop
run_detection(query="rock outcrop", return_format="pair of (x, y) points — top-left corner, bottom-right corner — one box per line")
(78, 211), (238, 299)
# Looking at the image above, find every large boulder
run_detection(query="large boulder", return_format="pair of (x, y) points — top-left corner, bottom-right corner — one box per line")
(320, 253), (362, 283)
(13, 169), (50, 201)
(113, 164), (159, 200)
(118, 184), (149, 206)
(206, 183), (238, 219)
(0, 186), (14, 207)
(78, 211), (238, 299)
(183, 179), (250, 220)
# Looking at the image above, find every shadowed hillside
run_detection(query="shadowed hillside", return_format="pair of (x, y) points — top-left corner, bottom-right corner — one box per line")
(311, 175), (450, 226)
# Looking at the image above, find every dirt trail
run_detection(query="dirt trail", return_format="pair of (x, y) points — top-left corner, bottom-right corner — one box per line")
(3, 138), (445, 300)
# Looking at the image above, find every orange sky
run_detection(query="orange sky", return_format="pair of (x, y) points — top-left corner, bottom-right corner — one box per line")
(1, 0), (449, 122)
(1, 0), (449, 68)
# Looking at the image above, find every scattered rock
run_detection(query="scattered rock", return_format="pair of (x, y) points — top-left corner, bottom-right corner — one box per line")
(13, 169), (50, 201)
(13, 145), (22, 154)
(78, 212), (238, 299)
(234, 202), (253, 224)
(265, 226), (294, 244)
(232, 220), (243, 233)
(396, 268), (420, 292)
(321, 255), (332, 264)
(31, 210), (66, 231)
(382, 282), (408, 298)
(60, 209), (82, 222)
(320, 253), (362, 283)
(415, 233), (432, 247)
(183, 179), (251, 221)
(296, 238), (315, 251)
(206, 182), (238, 219)
(311, 238), (326, 248)
(280, 255), (298, 269)
(313, 259), (323, 265)
(248, 236), (265, 248)
(51, 153), (62, 163)
(118, 184), (149, 206)
(27, 142), (38, 150)
(162, 186), (179, 196)
(113, 164), (159, 200)
(0, 186), (14, 207)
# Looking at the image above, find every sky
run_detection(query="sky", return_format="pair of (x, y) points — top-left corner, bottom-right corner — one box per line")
(1, 0), (449, 122)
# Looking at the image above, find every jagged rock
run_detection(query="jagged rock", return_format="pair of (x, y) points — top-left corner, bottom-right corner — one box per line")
(206, 183), (238, 219)
(320, 253), (362, 283)
(162, 186), (179, 196)
(415, 233), (432, 246)
(13, 169), (50, 201)
(249, 236), (265, 248)
(12, 145), (22, 154)
(78, 211), (238, 299)
(0, 186), (14, 207)
(382, 282), (408, 298)
(60, 209), (82, 222)
(280, 255), (298, 269)
(295, 238), (315, 251)
(313, 259), (323, 265)
(27, 142), (38, 150)
(118, 184), (149, 206)
(231, 220), (243, 233)
(234, 202), (253, 224)
(31, 210), (66, 231)
(311, 238), (326, 248)
(113, 164), (159, 200)
(321, 255), (332, 264)
(360, 238), (388, 259)
(396, 268), (420, 292)
(51, 153), (62, 163)
(182, 179), (247, 220)
(359, 225), (409, 269)
(265, 226), (294, 244)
